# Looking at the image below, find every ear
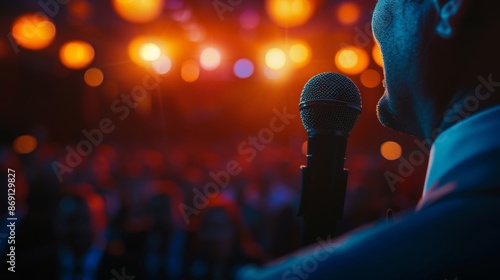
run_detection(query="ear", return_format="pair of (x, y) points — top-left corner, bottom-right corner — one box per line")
(432, 0), (468, 39)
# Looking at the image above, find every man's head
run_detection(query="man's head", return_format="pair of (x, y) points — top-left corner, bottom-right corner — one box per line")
(373, 0), (500, 140)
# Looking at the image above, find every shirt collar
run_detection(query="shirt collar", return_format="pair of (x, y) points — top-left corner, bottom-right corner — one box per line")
(424, 105), (500, 196)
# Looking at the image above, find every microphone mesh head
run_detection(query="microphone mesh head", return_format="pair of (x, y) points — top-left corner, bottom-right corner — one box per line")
(300, 72), (362, 135)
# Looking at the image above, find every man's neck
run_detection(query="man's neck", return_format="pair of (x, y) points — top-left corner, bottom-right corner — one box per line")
(434, 83), (500, 144)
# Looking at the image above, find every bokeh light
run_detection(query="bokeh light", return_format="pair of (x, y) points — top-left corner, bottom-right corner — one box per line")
(59, 40), (95, 69)
(152, 55), (172, 74)
(84, 67), (104, 87)
(112, 0), (163, 23)
(13, 135), (37, 154)
(11, 13), (56, 50)
(380, 141), (402, 161)
(360, 69), (381, 88)
(335, 46), (369, 75)
(289, 42), (311, 68)
(233, 58), (254, 79)
(337, 50), (357, 68)
(240, 9), (260, 29)
(139, 42), (161, 62)
(200, 47), (221, 71)
(181, 60), (200, 82)
(68, 0), (93, 20)
(265, 0), (315, 27)
(336, 2), (360, 25)
(265, 48), (287, 70)
(373, 43), (384, 68)
(128, 37), (168, 67)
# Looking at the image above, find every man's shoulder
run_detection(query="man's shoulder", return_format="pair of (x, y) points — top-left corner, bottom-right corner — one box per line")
(311, 196), (500, 279)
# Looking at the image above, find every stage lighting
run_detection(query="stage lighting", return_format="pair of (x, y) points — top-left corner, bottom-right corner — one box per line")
(112, 0), (163, 23)
(181, 60), (200, 82)
(13, 135), (37, 154)
(337, 2), (360, 25)
(265, 48), (286, 70)
(372, 44), (384, 68)
(11, 13), (56, 50)
(200, 47), (221, 71)
(84, 67), (104, 87)
(59, 40), (95, 69)
(68, 0), (92, 20)
(289, 42), (311, 68)
(381, 141), (402, 161)
(128, 36), (169, 67)
(265, 0), (316, 27)
(335, 46), (369, 75)
(233, 59), (254, 79)
(140, 43), (161, 62)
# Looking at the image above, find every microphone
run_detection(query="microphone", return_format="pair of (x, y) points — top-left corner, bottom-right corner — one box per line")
(298, 72), (362, 245)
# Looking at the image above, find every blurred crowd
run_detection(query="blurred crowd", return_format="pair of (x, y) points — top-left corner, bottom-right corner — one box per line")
(0, 136), (422, 279)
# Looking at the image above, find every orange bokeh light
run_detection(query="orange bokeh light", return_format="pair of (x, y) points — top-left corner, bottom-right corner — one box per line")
(335, 46), (369, 75)
(112, 0), (163, 23)
(128, 36), (168, 67)
(13, 135), (37, 154)
(139, 42), (161, 62)
(380, 141), (402, 161)
(84, 67), (104, 87)
(289, 42), (311, 68)
(373, 43), (384, 68)
(181, 60), (200, 82)
(265, 0), (316, 27)
(68, 0), (92, 20)
(265, 48), (287, 70)
(360, 69), (381, 88)
(59, 40), (95, 69)
(337, 2), (360, 25)
(11, 13), (56, 50)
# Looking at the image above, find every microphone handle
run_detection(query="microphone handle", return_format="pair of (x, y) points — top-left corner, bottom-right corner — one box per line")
(298, 134), (349, 245)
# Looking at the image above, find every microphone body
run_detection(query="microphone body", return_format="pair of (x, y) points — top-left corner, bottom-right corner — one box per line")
(298, 73), (361, 245)
(300, 134), (348, 244)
